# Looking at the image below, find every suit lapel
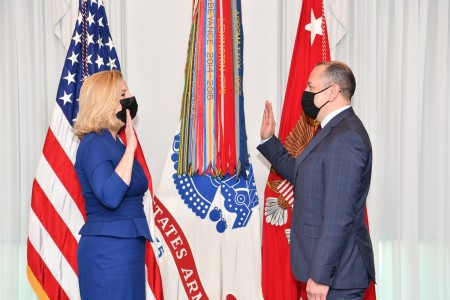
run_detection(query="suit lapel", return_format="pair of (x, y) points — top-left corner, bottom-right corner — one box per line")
(296, 108), (355, 165)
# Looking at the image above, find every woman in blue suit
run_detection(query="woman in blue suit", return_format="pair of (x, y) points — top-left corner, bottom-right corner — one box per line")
(73, 70), (151, 299)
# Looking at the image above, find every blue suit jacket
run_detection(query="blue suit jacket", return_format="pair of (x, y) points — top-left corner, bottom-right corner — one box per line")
(75, 130), (152, 242)
(258, 107), (375, 289)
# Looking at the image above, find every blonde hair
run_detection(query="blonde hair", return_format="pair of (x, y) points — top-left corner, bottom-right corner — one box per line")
(73, 70), (124, 137)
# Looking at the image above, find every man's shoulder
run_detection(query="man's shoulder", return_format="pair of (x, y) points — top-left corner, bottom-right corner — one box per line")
(330, 116), (372, 152)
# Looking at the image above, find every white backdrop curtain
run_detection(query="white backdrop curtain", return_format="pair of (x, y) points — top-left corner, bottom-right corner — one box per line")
(327, 1), (450, 299)
(1, 0), (449, 299)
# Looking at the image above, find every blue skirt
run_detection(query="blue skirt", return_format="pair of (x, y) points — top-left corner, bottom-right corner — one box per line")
(77, 235), (146, 300)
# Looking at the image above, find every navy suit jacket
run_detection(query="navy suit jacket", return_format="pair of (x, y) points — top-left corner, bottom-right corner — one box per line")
(258, 107), (375, 289)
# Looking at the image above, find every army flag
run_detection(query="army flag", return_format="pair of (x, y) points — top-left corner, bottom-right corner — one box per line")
(153, 0), (262, 299)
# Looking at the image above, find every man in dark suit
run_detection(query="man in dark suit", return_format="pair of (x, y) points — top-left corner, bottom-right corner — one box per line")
(258, 61), (375, 299)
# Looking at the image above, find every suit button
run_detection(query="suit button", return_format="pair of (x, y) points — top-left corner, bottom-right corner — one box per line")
(329, 266), (337, 278)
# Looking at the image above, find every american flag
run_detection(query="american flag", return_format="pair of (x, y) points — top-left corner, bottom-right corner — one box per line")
(26, 0), (163, 299)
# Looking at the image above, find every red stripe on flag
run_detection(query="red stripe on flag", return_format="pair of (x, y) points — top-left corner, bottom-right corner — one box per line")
(278, 180), (292, 194)
(277, 180), (294, 205)
(145, 242), (164, 300)
(42, 128), (86, 219)
(27, 239), (70, 300)
(31, 179), (79, 274)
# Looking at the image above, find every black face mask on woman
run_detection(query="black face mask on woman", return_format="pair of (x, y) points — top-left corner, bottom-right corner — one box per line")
(301, 85), (331, 119)
(116, 96), (138, 123)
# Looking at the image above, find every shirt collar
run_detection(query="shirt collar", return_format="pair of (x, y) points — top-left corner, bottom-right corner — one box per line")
(320, 105), (352, 128)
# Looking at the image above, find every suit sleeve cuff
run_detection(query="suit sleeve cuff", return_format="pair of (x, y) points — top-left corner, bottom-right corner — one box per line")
(311, 264), (337, 286)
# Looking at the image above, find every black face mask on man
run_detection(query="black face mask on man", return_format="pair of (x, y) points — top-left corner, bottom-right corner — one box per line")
(116, 96), (138, 123)
(301, 85), (331, 119)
